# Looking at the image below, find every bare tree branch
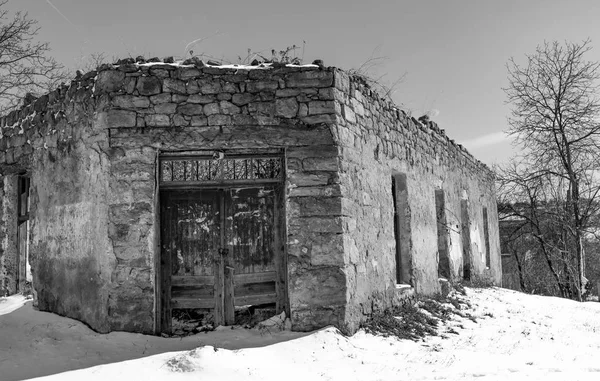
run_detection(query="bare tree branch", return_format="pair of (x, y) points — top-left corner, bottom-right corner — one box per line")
(0, 1), (68, 113)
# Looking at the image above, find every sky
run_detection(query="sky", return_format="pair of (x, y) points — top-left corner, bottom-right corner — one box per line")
(4, 0), (600, 165)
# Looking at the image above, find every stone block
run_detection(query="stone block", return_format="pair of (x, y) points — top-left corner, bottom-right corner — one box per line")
(231, 93), (257, 106)
(178, 68), (201, 80)
(154, 103), (177, 114)
(112, 95), (150, 109)
(289, 267), (346, 306)
(198, 79), (222, 94)
(172, 114), (189, 127)
(144, 114), (170, 127)
(342, 105), (356, 123)
(318, 88), (335, 100)
(308, 101), (335, 115)
(188, 94), (215, 104)
(149, 93), (171, 104)
(186, 80), (201, 94)
(219, 101), (241, 115)
(191, 116), (208, 126)
(172, 94), (189, 103)
(177, 103), (204, 115)
(287, 145), (339, 158)
(248, 102), (275, 116)
(149, 68), (170, 78)
(203, 103), (220, 115)
(246, 80), (278, 93)
(275, 98), (299, 118)
(298, 103), (308, 117)
(95, 70), (126, 92)
(232, 114), (256, 125)
(286, 71), (334, 88)
(302, 157), (339, 171)
(217, 93), (232, 101)
(208, 114), (231, 125)
(163, 78), (186, 94)
(107, 110), (137, 127)
(301, 114), (335, 124)
(136, 76), (161, 95)
(276, 88), (301, 97)
(287, 172), (332, 186)
(222, 83), (239, 93)
(288, 185), (342, 198)
(288, 197), (342, 218)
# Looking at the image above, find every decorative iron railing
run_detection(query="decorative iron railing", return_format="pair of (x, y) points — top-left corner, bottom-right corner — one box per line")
(159, 156), (283, 184)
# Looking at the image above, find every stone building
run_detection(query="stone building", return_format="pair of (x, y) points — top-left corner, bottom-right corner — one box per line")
(0, 59), (501, 335)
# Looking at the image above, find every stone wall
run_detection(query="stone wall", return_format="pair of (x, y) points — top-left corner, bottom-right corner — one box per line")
(331, 69), (501, 331)
(0, 60), (501, 335)
(84, 62), (348, 332)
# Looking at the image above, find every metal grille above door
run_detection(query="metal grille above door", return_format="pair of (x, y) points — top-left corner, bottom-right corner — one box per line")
(159, 155), (283, 188)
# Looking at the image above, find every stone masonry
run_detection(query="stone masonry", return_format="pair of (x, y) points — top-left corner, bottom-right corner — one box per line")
(0, 58), (501, 335)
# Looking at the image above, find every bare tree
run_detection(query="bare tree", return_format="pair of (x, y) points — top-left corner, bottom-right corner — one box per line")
(500, 40), (600, 300)
(0, 1), (67, 112)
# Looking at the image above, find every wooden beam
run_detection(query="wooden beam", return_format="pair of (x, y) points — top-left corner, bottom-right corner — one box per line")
(234, 271), (277, 285)
(160, 178), (281, 190)
(171, 275), (214, 287)
(224, 266), (235, 324)
(234, 293), (277, 307)
(171, 297), (215, 309)
(171, 285), (214, 298)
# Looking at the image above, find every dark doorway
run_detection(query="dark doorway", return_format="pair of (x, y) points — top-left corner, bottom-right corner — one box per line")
(461, 199), (472, 280)
(17, 175), (31, 292)
(392, 173), (411, 285)
(435, 189), (451, 279)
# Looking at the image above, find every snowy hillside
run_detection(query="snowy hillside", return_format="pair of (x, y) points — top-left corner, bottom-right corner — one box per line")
(2, 287), (600, 381)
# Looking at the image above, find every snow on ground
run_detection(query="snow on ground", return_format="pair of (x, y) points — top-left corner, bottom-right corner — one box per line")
(2, 288), (600, 381)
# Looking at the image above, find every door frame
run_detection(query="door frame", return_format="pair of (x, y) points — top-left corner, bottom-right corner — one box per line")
(154, 151), (288, 334)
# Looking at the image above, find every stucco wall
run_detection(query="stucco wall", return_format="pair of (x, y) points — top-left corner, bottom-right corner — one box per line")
(0, 72), (117, 332)
(0, 175), (18, 295)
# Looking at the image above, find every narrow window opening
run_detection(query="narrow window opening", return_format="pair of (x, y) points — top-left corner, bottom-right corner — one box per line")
(17, 175), (31, 291)
(392, 173), (411, 285)
(483, 207), (491, 268)
(435, 189), (450, 279)
(460, 198), (472, 281)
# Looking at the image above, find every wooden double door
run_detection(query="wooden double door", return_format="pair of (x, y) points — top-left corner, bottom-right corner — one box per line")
(159, 186), (285, 332)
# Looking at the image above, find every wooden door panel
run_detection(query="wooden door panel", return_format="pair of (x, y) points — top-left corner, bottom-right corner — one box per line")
(169, 191), (220, 276)
(161, 183), (285, 331)
(161, 190), (220, 332)
(227, 187), (277, 274)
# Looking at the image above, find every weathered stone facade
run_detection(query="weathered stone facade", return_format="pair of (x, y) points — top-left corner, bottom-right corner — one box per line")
(0, 60), (501, 334)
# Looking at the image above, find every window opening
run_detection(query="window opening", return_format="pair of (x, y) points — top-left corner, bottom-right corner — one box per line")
(483, 207), (491, 268)
(460, 199), (471, 280)
(392, 173), (411, 285)
(435, 189), (451, 279)
(17, 175), (31, 289)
